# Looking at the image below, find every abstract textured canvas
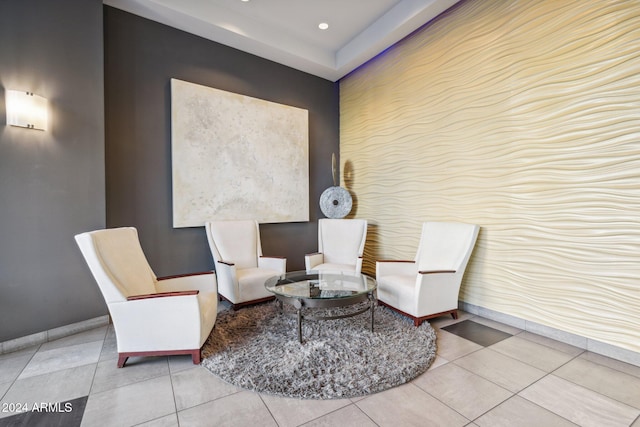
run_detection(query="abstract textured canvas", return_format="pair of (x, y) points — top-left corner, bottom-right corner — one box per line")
(171, 78), (309, 227)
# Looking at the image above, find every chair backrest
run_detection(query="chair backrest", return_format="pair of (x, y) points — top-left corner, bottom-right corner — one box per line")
(415, 222), (479, 272)
(205, 220), (261, 270)
(75, 227), (157, 303)
(318, 219), (368, 266)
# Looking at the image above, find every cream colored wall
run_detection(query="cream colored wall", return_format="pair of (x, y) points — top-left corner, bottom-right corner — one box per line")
(340, 0), (640, 352)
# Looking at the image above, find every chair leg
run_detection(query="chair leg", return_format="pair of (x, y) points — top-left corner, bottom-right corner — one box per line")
(117, 354), (129, 368)
(414, 318), (423, 327)
(451, 310), (459, 319)
(191, 350), (201, 365)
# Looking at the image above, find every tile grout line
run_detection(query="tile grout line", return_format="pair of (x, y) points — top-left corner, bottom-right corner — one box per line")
(424, 317), (516, 426)
(257, 393), (280, 426)
(431, 312), (640, 424)
(166, 357), (180, 427)
(292, 402), (353, 427)
(412, 373), (490, 425)
(438, 319), (582, 425)
(512, 351), (586, 426)
(2, 342), (42, 402)
(352, 401), (382, 427)
(78, 325), (110, 426)
(543, 351), (640, 417)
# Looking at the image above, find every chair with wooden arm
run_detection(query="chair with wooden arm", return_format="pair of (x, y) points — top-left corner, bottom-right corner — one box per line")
(75, 227), (218, 368)
(205, 220), (286, 309)
(305, 218), (368, 274)
(376, 221), (479, 326)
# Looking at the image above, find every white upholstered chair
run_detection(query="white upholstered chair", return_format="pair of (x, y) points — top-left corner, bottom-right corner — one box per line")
(75, 227), (218, 368)
(205, 220), (286, 309)
(305, 218), (368, 274)
(376, 221), (479, 326)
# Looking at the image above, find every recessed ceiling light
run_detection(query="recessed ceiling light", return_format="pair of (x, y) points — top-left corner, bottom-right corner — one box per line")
(318, 22), (329, 30)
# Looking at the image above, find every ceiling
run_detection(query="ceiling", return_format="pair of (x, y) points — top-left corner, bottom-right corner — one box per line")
(103, 0), (461, 81)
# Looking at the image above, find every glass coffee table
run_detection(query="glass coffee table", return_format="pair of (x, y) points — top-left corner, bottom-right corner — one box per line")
(265, 270), (377, 343)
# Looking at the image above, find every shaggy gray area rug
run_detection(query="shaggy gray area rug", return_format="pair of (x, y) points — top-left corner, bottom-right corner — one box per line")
(201, 302), (437, 399)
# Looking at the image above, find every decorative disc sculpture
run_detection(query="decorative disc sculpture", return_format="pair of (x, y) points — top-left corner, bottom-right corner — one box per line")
(319, 153), (353, 219)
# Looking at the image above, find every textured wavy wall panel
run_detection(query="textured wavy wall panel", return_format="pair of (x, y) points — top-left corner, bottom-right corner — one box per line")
(340, 0), (640, 352)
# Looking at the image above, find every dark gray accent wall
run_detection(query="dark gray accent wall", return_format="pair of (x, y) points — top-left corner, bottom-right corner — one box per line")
(0, 0), (106, 341)
(104, 7), (340, 276)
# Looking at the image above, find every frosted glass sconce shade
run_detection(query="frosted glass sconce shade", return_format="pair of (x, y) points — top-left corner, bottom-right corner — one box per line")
(6, 90), (48, 130)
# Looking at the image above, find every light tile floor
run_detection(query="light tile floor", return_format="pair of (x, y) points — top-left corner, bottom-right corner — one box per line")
(1, 308), (640, 427)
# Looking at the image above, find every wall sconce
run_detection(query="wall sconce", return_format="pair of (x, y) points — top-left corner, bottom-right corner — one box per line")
(6, 90), (48, 130)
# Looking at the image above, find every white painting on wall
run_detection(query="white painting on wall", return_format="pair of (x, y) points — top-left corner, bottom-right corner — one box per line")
(171, 78), (309, 227)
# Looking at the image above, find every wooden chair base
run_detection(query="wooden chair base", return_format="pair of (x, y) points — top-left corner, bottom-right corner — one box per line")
(117, 349), (201, 368)
(377, 300), (458, 326)
(219, 294), (275, 310)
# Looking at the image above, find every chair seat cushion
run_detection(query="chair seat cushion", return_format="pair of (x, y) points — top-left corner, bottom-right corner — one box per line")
(237, 267), (279, 302)
(377, 274), (416, 315)
(312, 263), (357, 273)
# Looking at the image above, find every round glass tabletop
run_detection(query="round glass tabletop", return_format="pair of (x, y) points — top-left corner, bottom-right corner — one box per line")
(265, 270), (376, 300)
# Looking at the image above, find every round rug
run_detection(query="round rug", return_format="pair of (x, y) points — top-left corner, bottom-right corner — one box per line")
(200, 302), (437, 399)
